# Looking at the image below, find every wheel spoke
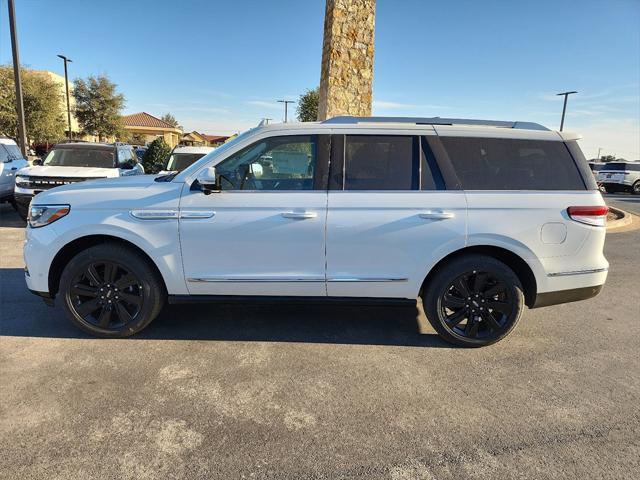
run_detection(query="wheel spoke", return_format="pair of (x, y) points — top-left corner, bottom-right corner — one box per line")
(446, 308), (467, 327)
(71, 284), (98, 297)
(86, 264), (102, 285)
(473, 272), (487, 293)
(103, 263), (117, 284)
(487, 300), (512, 314)
(76, 298), (101, 318)
(115, 302), (132, 324)
(115, 273), (138, 290)
(482, 311), (502, 331)
(465, 318), (480, 338)
(453, 277), (471, 298)
(443, 293), (466, 309)
(97, 306), (111, 328)
(119, 292), (142, 306)
(483, 283), (505, 298)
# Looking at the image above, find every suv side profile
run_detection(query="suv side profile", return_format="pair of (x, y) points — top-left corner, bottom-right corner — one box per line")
(23, 117), (608, 347)
(14, 141), (144, 219)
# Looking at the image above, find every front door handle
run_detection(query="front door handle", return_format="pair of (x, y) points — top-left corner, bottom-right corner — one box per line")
(281, 211), (317, 219)
(11, 167), (17, 170)
(419, 210), (455, 220)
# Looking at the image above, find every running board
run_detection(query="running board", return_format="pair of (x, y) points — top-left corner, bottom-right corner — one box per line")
(168, 295), (416, 306)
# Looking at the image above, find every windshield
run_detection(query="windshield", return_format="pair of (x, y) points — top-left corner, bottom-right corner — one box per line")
(175, 129), (255, 182)
(44, 148), (115, 168)
(1, 143), (23, 162)
(165, 153), (208, 172)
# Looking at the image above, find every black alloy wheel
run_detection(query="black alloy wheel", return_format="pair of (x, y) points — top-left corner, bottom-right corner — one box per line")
(633, 181), (640, 195)
(59, 243), (165, 337)
(67, 260), (143, 330)
(423, 254), (524, 347)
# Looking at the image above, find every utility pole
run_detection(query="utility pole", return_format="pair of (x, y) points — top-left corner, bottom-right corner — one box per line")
(261, 118), (273, 125)
(556, 91), (577, 132)
(8, 0), (28, 157)
(596, 147), (602, 162)
(57, 54), (73, 140)
(277, 100), (295, 123)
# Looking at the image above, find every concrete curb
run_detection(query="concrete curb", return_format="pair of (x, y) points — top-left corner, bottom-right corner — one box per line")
(607, 206), (634, 230)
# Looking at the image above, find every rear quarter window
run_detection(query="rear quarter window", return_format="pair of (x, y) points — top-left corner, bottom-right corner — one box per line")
(440, 137), (587, 190)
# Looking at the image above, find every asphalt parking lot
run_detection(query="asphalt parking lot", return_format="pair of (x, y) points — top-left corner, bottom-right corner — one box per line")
(1, 203), (639, 480)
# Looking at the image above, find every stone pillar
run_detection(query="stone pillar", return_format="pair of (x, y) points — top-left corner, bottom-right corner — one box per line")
(317, 0), (376, 121)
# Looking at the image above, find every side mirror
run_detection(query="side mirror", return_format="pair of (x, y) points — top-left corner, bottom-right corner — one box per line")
(32, 158), (43, 166)
(196, 166), (219, 194)
(120, 160), (135, 170)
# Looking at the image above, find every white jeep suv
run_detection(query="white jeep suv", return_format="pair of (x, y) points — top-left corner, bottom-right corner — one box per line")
(23, 117), (608, 347)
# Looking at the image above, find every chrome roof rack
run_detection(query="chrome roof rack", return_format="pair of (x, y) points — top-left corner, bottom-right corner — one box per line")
(322, 116), (550, 131)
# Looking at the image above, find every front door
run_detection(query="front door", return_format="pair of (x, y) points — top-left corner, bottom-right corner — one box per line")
(179, 134), (329, 296)
(325, 134), (467, 299)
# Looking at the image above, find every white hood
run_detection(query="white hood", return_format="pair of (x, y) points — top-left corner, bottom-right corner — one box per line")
(16, 165), (120, 178)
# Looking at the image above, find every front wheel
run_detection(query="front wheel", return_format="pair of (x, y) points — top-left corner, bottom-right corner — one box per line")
(59, 243), (165, 337)
(422, 255), (524, 347)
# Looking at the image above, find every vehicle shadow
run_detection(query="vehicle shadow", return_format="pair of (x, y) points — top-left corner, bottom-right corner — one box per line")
(0, 268), (450, 348)
(0, 204), (26, 228)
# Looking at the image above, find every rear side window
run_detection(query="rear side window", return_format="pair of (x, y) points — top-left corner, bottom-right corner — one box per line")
(344, 135), (418, 190)
(602, 162), (640, 172)
(440, 137), (586, 190)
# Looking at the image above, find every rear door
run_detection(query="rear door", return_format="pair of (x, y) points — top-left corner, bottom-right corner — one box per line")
(325, 131), (467, 299)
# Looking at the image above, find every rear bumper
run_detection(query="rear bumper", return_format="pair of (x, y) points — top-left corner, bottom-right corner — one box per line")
(532, 284), (603, 308)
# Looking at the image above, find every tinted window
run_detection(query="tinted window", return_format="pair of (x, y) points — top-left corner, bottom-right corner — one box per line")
(118, 148), (132, 166)
(166, 153), (207, 172)
(602, 162), (640, 172)
(2, 143), (22, 160)
(217, 135), (317, 190)
(43, 148), (115, 168)
(344, 135), (417, 190)
(441, 137), (586, 190)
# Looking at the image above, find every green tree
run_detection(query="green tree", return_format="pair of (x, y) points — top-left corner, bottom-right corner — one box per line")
(73, 75), (125, 141)
(0, 66), (65, 144)
(600, 155), (617, 162)
(142, 137), (170, 173)
(161, 113), (179, 128)
(296, 87), (319, 122)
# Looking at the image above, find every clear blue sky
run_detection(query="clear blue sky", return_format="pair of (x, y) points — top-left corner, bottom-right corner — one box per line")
(1, 0), (639, 158)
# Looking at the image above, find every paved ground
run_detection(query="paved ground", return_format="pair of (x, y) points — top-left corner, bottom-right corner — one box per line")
(1, 203), (639, 480)
(604, 192), (640, 216)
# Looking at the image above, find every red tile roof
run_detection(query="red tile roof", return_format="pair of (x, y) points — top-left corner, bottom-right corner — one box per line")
(123, 112), (178, 129)
(200, 134), (230, 142)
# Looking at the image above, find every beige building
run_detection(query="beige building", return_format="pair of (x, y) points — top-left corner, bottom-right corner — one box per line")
(122, 112), (183, 148)
(180, 131), (230, 147)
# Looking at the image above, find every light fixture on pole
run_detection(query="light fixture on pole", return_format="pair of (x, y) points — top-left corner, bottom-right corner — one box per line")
(556, 91), (577, 132)
(57, 54), (73, 140)
(277, 100), (295, 123)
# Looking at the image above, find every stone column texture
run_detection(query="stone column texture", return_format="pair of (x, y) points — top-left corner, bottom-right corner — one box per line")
(317, 0), (376, 121)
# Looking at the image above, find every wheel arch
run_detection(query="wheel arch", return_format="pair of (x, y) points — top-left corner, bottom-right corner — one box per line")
(48, 235), (168, 297)
(421, 245), (538, 307)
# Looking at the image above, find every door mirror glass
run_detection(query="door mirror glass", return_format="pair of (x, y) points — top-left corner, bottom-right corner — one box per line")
(196, 166), (219, 193)
(32, 158), (43, 166)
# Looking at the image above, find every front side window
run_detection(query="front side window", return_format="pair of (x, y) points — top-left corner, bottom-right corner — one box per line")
(440, 137), (586, 190)
(343, 135), (418, 190)
(44, 148), (115, 168)
(216, 135), (317, 190)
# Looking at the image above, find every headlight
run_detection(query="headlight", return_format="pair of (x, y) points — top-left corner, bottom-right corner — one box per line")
(28, 204), (70, 228)
(15, 175), (29, 188)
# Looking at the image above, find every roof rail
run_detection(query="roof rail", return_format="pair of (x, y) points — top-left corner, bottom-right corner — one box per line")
(322, 116), (550, 131)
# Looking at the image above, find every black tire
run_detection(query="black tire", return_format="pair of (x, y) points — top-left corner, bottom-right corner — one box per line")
(59, 243), (165, 337)
(422, 255), (524, 347)
(633, 181), (640, 195)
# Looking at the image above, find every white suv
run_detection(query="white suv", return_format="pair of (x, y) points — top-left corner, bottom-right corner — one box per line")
(14, 142), (144, 219)
(1, 138), (29, 207)
(596, 161), (640, 194)
(23, 117), (608, 347)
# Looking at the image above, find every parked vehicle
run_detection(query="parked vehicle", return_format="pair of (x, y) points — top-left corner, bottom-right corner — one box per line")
(23, 117), (608, 346)
(133, 146), (147, 161)
(14, 142), (144, 220)
(596, 161), (640, 194)
(161, 145), (215, 173)
(0, 138), (29, 209)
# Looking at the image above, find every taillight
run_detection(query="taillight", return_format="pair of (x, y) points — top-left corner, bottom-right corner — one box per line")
(567, 206), (609, 227)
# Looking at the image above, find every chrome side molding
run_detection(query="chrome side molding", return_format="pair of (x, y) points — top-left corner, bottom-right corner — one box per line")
(547, 268), (608, 277)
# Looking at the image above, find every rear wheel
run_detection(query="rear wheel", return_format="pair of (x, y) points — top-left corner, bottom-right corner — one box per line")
(423, 255), (524, 347)
(59, 243), (165, 337)
(633, 181), (640, 195)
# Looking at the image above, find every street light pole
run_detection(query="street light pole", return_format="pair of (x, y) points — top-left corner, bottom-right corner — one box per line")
(57, 54), (73, 140)
(556, 91), (577, 132)
(7, 0), (28, 157)
(277, 100), (295, 123)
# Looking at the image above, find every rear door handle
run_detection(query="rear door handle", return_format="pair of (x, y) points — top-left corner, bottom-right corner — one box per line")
(419, 210), (455, 220)
(281, 211), (317, 219)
